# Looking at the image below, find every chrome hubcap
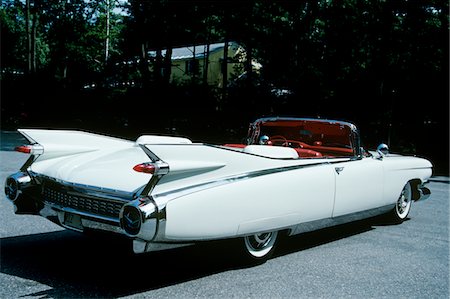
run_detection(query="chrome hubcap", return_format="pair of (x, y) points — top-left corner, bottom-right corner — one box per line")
(396, 185), (411, 218)
(248, 233), (271, 250)
(244, 231), (278, 258)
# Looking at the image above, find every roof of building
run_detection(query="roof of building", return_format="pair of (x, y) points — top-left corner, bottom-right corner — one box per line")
(149, 42), (237, 60)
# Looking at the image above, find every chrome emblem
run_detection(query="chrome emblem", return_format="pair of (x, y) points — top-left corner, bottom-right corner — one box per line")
(120, 206), (141, 235)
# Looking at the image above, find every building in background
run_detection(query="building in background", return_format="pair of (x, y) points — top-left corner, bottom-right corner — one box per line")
(149, 42), (262, 87)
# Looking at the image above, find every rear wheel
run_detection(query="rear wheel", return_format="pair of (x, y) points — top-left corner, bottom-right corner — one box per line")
(242, 231), (278, 263)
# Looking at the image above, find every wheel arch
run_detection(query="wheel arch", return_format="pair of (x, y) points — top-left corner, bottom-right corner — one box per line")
(408, 178), (423, 201)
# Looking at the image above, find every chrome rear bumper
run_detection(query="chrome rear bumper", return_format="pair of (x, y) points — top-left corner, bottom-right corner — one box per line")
(39, 202), (190, 253)
(4, 171), (188, 254)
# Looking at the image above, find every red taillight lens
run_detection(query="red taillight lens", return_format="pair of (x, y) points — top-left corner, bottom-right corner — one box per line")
(15, 145), (33, 154)
(133, 163), (156, 174)
(14, 144), (43, 155)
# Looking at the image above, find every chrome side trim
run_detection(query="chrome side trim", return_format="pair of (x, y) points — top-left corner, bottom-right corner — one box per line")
(138, 145), (170, 197)
(20, 154), (39, 172)
(290, 204), (393, 236)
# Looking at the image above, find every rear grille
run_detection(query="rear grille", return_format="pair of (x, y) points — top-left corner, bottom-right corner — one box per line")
(42, 181), (127, 219)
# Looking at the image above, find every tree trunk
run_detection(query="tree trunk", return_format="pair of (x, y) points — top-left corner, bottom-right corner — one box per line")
(245, 43), (252, 88)
(222, 40), (229, 97)
(155, 48), (163, 83)
(105, 0), (110, 64)
(163, 46), (172, 84)
(31, 11), (37, 72)
(140, 42), (150, 87)
(203, 43), (210, 86)
(25, 0), (31, 74)
(191, 45), (197, 82)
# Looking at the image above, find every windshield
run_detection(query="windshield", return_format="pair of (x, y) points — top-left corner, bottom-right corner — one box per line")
(248, 119), (358, 158)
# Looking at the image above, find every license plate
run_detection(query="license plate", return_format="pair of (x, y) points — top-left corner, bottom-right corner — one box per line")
(64, 212), (83, 230)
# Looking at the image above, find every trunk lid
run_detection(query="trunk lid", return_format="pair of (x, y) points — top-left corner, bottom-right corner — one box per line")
(19, 129), (152, 192)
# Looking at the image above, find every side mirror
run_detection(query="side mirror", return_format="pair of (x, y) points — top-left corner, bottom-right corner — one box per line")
(259, 135), (270, 145)
(376, 143), (389, 158)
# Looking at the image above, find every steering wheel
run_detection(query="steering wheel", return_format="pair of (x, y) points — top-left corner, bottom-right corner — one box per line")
(269, 135), (289, 147)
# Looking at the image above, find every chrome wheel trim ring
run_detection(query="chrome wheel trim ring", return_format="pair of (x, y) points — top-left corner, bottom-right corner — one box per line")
(396, 184), (412, 219)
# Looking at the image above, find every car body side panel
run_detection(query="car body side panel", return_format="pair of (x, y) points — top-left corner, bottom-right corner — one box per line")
(147, 144), (336, 196)
(381, 156), (433, 203)
(163, 164), (335, 240)
(332, 157), (384, 217)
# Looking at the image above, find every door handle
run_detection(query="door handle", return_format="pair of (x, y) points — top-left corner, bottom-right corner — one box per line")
(335, 167), (344, 174)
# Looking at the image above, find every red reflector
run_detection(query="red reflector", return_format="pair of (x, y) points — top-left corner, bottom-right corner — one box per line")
(15, 145), (32, 154)
(133, 163), (156, 174)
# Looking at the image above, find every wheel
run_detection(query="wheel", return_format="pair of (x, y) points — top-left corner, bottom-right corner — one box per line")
(390, 182), (413, 223)
(242, 231), (278, 263)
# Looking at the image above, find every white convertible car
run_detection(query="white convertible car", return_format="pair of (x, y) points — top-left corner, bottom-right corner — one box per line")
(5, 117), (432, 262)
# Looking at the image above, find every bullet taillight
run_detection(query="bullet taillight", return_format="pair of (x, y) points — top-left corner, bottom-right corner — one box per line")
(15, 144), (43, 155)
(133, 163), (156, 174)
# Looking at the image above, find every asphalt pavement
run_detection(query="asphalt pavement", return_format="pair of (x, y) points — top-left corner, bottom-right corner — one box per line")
(0, 151), (448, 298)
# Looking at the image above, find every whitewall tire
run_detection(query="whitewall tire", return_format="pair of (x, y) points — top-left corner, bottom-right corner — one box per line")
(391, 182), (413, 223)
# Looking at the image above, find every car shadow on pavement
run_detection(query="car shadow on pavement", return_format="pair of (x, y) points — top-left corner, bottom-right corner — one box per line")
(274, 214), (408, 258)
(0, 216), (390, 298)
(0, 230), (243, 297)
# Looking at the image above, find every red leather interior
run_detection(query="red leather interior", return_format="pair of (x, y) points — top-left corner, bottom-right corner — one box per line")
(224, 143), (352, 158)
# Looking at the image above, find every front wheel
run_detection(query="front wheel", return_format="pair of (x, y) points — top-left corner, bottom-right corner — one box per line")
(242, 231), (279, 263)
(389, 182), (413, 223)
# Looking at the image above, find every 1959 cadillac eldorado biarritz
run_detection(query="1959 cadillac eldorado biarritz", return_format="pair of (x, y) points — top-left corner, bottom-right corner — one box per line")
(4, 117), (432, 263)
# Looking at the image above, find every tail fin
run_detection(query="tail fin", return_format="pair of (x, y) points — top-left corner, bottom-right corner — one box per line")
(18, 129), (133, 160)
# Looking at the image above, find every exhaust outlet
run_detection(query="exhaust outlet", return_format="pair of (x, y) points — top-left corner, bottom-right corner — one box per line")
(417, 186), (431, 201)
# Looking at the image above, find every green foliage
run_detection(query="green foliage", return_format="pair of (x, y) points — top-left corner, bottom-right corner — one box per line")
(3, 0), (447, 94)
(1, 0), (126, 84)
(2, 0), (448, 115)
(1, 0), (26, 74)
